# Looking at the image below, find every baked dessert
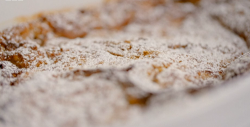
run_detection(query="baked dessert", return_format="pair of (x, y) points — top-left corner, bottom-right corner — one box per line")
(0, 0), (250, 126)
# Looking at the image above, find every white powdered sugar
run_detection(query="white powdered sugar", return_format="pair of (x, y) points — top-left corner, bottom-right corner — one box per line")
(0, 0), (250, 127)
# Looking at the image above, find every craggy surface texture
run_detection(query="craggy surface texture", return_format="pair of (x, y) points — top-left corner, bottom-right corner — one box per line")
(0, 0), (250, 127)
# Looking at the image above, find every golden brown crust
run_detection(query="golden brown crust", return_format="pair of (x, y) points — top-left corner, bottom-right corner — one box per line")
(0, 0), (250, 127)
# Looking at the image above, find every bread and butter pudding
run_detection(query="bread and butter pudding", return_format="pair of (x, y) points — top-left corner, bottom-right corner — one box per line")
(0, 0), (250, 126)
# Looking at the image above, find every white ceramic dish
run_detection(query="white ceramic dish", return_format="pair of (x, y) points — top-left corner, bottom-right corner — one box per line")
(0, 1), (250, 127)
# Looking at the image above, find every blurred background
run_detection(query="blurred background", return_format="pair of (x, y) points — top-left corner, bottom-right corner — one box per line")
(0, 0), (101, 29)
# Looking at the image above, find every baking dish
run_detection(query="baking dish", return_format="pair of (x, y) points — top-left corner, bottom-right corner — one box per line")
(1, 0), (250, 127)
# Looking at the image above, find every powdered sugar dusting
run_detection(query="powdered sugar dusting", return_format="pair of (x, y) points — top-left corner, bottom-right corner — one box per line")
(0, 0), (250, 127)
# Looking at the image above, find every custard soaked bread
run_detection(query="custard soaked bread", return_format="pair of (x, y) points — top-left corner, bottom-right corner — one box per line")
(0, 0), (250, 127)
